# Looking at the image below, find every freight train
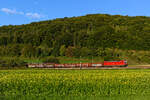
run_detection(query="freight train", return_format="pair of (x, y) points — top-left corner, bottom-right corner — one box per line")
(28, 60), (128, 68)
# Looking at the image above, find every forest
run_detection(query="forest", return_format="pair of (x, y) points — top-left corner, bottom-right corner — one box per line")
(1, 14), (150, 65)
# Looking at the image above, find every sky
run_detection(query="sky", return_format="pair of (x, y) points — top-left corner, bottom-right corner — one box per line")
(0, 0), (150, 26)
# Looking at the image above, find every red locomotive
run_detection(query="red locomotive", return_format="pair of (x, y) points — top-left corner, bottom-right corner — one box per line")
(103, 60), (128, 67)
(28, 60), (128, 68)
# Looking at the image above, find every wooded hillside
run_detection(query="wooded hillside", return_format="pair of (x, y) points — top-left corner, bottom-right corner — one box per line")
(0, 14), (150, 58)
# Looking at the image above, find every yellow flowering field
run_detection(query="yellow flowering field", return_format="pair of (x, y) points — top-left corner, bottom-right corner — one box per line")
(1, 69), (150, 96)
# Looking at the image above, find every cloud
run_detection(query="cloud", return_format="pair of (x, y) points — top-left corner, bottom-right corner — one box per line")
(26, 13), (44, 19)
(1, 8), (24, 15)
(1, 8), (16, 14)
(1, 8), (45, 19)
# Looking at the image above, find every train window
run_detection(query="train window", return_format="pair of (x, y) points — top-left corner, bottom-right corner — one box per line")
(124, 61), (127, 64)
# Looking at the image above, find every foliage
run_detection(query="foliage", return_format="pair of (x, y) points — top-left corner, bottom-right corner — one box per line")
(0, 14), (150, 58)
(0, 57), (27, 68)
(80, 47), (92, 57)
(65, 46), (76, 57)
(59, 45), (66, 56)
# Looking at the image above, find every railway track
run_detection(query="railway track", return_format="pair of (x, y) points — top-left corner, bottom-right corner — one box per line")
(43, 66), (150, 69)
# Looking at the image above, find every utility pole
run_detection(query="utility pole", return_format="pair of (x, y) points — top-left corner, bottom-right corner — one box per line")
(80, 56), (82, 69)
(92, 56), (93, 63)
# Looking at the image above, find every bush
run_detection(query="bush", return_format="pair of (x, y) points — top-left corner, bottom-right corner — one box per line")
(59, 45), (66, 56)
(65, 46), (75, 57)
(80, 47), (92, 57)
(42, 57), (60, 64)
(0, 57), (27, 68)
(97, 47), (105, 57)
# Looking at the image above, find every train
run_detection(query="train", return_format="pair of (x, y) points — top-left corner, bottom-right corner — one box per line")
(28, 60), (128, 68)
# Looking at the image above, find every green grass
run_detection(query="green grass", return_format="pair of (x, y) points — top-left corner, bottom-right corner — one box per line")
(24, 58), (42, 64)
(58, 56), (103, 64)
(22, 56), (104, 64)
(1, 69), (150, 96)
(1, 95), (150, 100)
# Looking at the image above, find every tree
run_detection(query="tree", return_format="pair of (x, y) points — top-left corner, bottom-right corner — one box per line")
(21, 44), (36, 57)
(65, 46), (75, 57)
(59, 45), (66, 56)
(80, 47), (92, 57)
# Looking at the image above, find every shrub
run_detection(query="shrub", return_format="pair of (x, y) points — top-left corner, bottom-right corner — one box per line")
(80, 47), (92, 57)
(0, 57), (27, 68)
(97, 47), (105, 57)
(65, 46), (82, 57)
(59, 45), (66, 56)
(65, 46), (75, 57)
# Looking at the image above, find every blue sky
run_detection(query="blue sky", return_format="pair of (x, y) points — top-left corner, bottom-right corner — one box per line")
(0, 0), (150, 26)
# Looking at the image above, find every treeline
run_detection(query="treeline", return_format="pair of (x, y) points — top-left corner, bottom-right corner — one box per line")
(0, 14), (150, 58)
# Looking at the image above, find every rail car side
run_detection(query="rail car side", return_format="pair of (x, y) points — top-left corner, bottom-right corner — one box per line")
(28, 60), (128, 68)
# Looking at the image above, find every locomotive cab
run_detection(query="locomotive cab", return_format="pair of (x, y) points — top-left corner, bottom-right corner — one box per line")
(103, 60), (128, 67)
(123, 60), (128, 67)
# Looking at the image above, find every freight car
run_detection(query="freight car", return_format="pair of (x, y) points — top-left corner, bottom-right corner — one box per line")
(28, 60), (128, 68)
